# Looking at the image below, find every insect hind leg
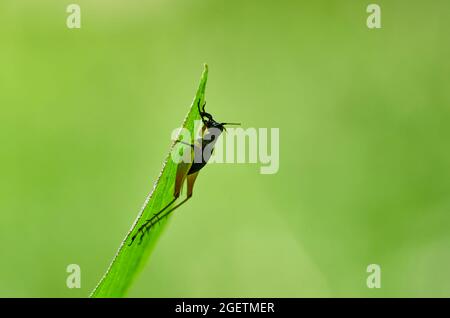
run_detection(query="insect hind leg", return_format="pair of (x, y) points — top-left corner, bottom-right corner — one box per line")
(153, 173), (198, 226)
(129, 172), (199, 245)
(129, 196), (178, 245)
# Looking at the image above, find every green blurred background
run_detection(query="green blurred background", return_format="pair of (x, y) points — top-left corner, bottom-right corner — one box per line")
(1, 0), (449, 297)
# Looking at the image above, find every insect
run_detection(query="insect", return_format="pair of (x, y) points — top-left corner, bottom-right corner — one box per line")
(130, 100), (240, 245)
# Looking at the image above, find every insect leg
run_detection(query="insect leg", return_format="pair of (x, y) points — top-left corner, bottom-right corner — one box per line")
(129, 159), (193, 245)
(175, 140), (195, 148)
(129, 195), (179, 245)
(158, 171), (199, 221)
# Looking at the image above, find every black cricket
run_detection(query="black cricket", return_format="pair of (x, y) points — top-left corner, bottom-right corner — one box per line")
(130, 100), (239, 245)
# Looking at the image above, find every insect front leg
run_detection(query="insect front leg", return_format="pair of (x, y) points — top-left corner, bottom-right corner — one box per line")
(175, 140), (195, 149)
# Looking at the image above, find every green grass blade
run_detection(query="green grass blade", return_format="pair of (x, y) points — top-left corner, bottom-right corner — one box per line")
(90, 65), (208, 298)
